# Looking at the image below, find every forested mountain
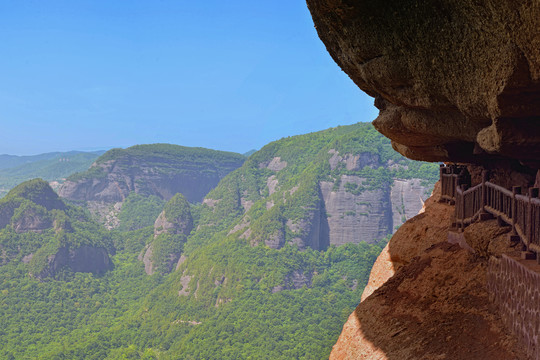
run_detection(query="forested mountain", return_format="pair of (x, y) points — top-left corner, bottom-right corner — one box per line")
(0, 151), (104, 197)
(0, 179), (113, 279)
(58, 144), (246, 229)
(0, 123), (439, 359)
(190, 122), (436, 252)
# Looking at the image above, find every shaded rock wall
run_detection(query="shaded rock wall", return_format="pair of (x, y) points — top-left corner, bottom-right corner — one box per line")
(12, 208), (52, 233)
(36, 246), (112, 279)
(289, 194), (330, 251)
(59, 146), (245, 206)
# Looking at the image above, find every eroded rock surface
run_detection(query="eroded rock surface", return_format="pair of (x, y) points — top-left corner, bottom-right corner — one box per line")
(307, 0), (540, 164)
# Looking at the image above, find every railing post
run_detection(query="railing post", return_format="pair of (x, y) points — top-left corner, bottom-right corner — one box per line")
(512, 186), (521, 236)
(478, 170), (491, 221)
(461, 184), (467, 228)
(439, 164), (445, 202)
(453, 174), (459, 203)
(527, 188), (538, 250)
(529, 188), (539, 248)
(481, 170), (488, 209)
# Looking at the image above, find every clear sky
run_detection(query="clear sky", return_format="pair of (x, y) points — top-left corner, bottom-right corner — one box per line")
(0, 0), (377, 156)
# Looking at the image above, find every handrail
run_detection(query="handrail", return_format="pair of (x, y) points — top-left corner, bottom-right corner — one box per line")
(485, 181), (513, 197)
(439, 164), (540, 255)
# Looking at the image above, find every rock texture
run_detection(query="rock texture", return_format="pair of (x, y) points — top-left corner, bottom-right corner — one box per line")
(359, 242), (394, 302)
(390, 179), (427, 229)
(235, 175), (431, 251)
(154, 204), (193, 239)
(288, 199), (330, 250)
(12, 206), (52, 233)
(320, 176), (391, 245)
(317, 176), (430, 246)
(330, 186), (526, 359)
(0, 179), (66, 232)
(307, 0), (540, 164)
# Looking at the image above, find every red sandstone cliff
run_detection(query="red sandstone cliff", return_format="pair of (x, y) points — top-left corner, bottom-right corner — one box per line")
(330, 183), (527, 359)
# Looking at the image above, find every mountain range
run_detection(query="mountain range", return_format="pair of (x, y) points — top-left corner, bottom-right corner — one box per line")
(0, 123), (439, 359)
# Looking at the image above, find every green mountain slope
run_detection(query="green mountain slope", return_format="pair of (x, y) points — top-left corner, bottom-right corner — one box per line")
(188, 122), (437, 253)
(0, 123), (439, 359)
(0, 151), (104, 197)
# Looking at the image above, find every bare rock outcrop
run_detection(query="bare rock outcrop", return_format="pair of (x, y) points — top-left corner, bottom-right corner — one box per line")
(12, 206), (52, 233)
(247, 175), (431, 251)
(307, 1), (540, 164)
(0, 179), (66, 233)
(318, 175), (431, 246)
(288, 199), (329, 251)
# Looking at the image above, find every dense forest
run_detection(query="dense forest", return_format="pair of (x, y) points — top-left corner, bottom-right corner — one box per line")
(0, 123), (438, 359)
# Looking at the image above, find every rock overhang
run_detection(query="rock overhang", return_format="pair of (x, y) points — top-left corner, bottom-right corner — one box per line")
(306, 0), (540, 166)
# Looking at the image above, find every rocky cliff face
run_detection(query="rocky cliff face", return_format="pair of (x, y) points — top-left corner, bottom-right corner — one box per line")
(202, 124), (438, 252)
(58, 160), (223, 204)
(0, 179), (65, 232)
(229, 166), (431, 250)
(318, 176), (429, 246)
(58, 144), (245, 205)
(11, 206), (52, 234)
(307, 1), (540, 165)
(153, 194), (193, 238)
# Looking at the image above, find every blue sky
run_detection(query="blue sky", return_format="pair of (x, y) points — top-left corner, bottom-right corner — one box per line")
(0, 0), (377, 155)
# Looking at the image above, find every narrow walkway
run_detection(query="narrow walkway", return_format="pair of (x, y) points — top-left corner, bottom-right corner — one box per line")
(440, 164), (540, 261)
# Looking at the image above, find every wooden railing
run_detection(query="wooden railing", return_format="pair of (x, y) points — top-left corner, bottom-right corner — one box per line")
(440, 164), (466, 203)
(455, 183), (483, 226)
(440, 164), (540, 255)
